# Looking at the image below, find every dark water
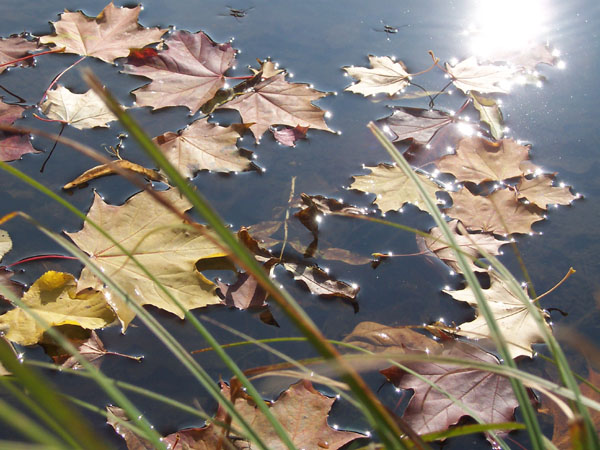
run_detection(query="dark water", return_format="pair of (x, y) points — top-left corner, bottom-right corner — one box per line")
(0, 0), (598, 448)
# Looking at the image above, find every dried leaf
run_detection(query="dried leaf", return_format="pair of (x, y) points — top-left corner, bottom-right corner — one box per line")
(446, 57), (516, 94)
(0, 35), (39, 73)
(220, 73), (332, 142)
(381, 340), (518, 434)
(437, 137), (529, 183)
(250, 59), (285, 78)
(351, 163), (441, 213)
(63, 159), (165, 189)
(444, 274), (551, 358)
(217, 259), (277, 310)
(271, 124), (309, 147)
(0, 271), (115, 346)
(343, 55), (410, 96)
(376, 107), (452, 145)
(470, 92), (503, 140)
(484, 42), (558, 71)
(0, 100), (38, 162)
(67, 189), (226, 319)
(283, 262), (359, 300)
(153, 118), (252, 176)
(41, 85), (119, 130)
(0, 229), (11, 262)
(516, 174), (577, 209)
(0, 267), (24, 303)
(39, 2), (166, 63)
(123, 30), (235, 113)
(446, 188), (544, 235)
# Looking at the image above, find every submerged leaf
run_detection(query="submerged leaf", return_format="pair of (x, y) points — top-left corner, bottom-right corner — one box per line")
(343, 55), (410, 96)
(39, 2), (166, 63)
(0, 268), (24, 303)
(67, 189), (226, 319)
(0, 100), (38, 162)
(351, 163), (441, 213)
(153, 118), (252, 176)
(271, 124), (309, 147)
(0, 271), (115, 346)
(217, 259), (277, 310)
(41, 85), (120, 130)
(283, 262), (359, 300)
(123, 30), (235, 113)
(220, 73), (332, 141)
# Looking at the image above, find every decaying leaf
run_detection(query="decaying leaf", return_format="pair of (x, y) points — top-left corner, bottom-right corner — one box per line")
(436, 137), (529, 184)
(283, 262), (359, 300)
(446, 188), (544, 235)
(444, 274), (551, 358)
(446, 57), (516, 94)
(0, 100), (38, 162)
(381, 339), (518, 435)
(376, 107), (453, 145)
(220, 73), (333, 141)
(0, 271), (116, 346)
(294, 193), (364, 236)
(418, 219), (505, 273)
(123, 30), (235, 113)
(516, 174), (577, 209)
(67, 189), (226, 319)
(351, 163), (441, 213)
(217, 259), (277, 310)
(343, 55), (410, 96)
(153, 118), (252, 176)
(0, 35), (39, 73)
(470, 92), (503, 140)
(271, 124), (309, 147)
(109, 380), (362, 449)
(41, 85), (120, 130)
(39, 2), (166, 63)
(56, 330), (140, 369)
(63, 159), (165, 189)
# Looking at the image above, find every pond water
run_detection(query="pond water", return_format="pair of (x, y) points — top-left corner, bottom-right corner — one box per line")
(0, 0), (599, 448)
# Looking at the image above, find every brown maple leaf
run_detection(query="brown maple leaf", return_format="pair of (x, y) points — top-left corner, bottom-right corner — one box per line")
(0, 35), (39, 73)
(376, 106), (453, 145)
(445, 188), (544, 235)
(0, 100), (38, 162)
(271, 124), (309, 147)
(446, 57), (517, 94)
(343, 55), (410, 96)
(39, 2), (166, 63)
(436, 137), (530, 184)
(220, 73), (333, 142)
(153, 118), (252, 176)
(516, 174), (578, 209)
(123, 30), (235, 113)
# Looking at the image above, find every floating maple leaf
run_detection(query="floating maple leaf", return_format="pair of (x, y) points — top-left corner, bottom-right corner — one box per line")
(283, 262), (359, 301)
(351, 163), (441, 213)
(446, 188), (544, 235)
(0, 229), (10, 261)
(484, 42), (558, 71)
(123, 30), (235, 113)
(436, 137), (530, 184)
(381, 339), (518, 435)
(444, 274), (551, 358)
(271, 124), (309, 147)
(41, 85), (120, 130)
(153, 118), (252, 176)
(516, 174), (577, 209)
(0, 35), (39, 73)
(216, 259), (277, 310)
(0, 268), (23, 303)
(376, 107), (453, 145)
(39, 2), (165, 63)
(446, 56), (516, 94)
(0, 271), (115, 346)
(470, 92), (503, 140)
(63, 159), (165, 190)
(418, 219), (505, 273)
(0, 100), (38, 162)
(108, 380), (362, 449)
(220, 73), (332, 142)
(67, 189), (226, 319)
(343, 55), (410, 96)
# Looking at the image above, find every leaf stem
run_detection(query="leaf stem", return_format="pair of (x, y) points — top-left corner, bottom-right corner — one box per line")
(534, 267), (576, 302)
(0, 48), (65, 68)
(39, 55), (86, 104)
(5, 254), (78, 267)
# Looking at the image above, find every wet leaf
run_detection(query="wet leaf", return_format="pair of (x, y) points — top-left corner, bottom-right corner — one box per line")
(294, 193), (363, 236)
(220, 73), (332, 142)
(217, 259), (277, 310)
(446, 57), (516, 94)
(516, 174), (577, 209)
(153, 118), (252, 176)
(0, 100), (38, 162)
(381, 340), (518, 435)
(0, 35), (39, 73)
(437, 137), (530, 184)
(446, 188), (544, 235)
(60, 330), (140, 369)
(67, 189), (226, 320)
(271, 124), (309, 147)
(63, 159), (165, 190)
(351, 163), (441, 213)
(0, 267), (24, 303)
(283, 262), (359, 300)
(470, 92), (503, 140)
(376, 107), (453, 145)
(109, 380), (362, 449)
(343, 55), (410, 96)
(444, 274), (551, 358)
(107, 406), (154, 449)
(0, 271), (115, 346)
(39, 2), (166, 63)
(123, 30), (235, 113)
(41, 85), (120, 130)
(418, 219), (505, 273)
